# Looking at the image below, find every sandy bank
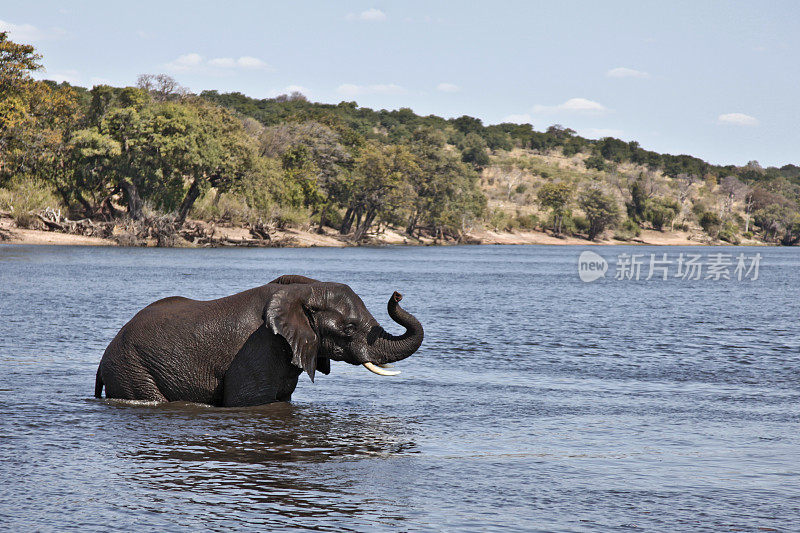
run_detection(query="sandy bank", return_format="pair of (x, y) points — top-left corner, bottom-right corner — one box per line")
(0, 214), (763, 248)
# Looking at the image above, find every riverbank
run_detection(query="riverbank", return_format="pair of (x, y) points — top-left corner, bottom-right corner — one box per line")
(1, 213), (767, 247)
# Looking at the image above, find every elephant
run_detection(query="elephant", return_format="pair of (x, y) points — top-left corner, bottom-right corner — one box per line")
(94, 275), (423, 407)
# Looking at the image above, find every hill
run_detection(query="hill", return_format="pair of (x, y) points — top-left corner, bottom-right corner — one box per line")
(1, 32), (799, 246)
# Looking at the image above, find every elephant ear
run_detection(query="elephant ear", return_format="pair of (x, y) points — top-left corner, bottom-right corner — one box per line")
(264, 285), (320, 381)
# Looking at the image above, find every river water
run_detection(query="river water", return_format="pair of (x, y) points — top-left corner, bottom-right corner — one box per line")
(0, 244), (798, 532)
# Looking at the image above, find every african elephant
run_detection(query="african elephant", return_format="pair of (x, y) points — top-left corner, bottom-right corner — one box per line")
(94, 275), (423, 407)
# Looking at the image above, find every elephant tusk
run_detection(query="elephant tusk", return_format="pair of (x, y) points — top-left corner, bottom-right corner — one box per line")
(377, 363), (394, 368)
(363, 362), (401, 376)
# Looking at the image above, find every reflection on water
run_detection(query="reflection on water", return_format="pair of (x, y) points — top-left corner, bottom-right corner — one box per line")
(107, 401), (418, 529)
(120, 401), (418, 463)
(1, 244), (799, 531)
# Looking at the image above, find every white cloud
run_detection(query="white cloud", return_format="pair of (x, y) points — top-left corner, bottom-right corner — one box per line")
(346, 8), (387, 21)
(208, 57), (237, 68)
(533, 97), (608, 114)
(167, 53), (204, 71)
(236, 56), (268, 69)
(436, 82), (460, 93)
(502, 113), (532, 124)
(606, 67), (650, 79)
(717, 113), (759, 126)
(581, 128), (624, 139)
(0, 19), (66, 41)
(337, 83), (405, 97)
(166, 53), (270, 73)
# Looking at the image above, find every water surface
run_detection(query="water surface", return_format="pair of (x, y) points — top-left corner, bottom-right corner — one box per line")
(0, 244), (798, 531)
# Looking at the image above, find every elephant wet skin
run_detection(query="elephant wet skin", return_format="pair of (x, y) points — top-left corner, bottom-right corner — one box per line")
(95, 275), (424, 407)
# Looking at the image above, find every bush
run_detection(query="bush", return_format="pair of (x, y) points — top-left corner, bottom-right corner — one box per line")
(718, 221), (740, 244)
(321, 206), (344, 229)
(14, 212), (44, 229)
(699, 211), (722, 238)
(645, 198), (680, 231)
(557, 213), (576, 235)
(579, 188), (621, 239)
(271, 205), (311, 229)
(743, 231), (754, 239)
(613, 218), (642, 241)
(691, 201), (708, 219)
(0, 178), (63, 215)
(515, 213), (539, 230)
(572, 215), (590, 234)
(488, 208), (515, 231)
(192, 190), (260, 225)
(584, 154), (606, 171)
(0, 188), (13, 211)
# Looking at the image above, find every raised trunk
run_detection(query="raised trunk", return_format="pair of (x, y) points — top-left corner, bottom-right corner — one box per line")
(366, 292), (424, 365)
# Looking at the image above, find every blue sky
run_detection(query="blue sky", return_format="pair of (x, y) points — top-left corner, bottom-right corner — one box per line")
(2, 0), (798, 167)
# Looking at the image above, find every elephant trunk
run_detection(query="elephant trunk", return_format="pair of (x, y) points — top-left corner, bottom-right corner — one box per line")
(365, 292), (424, 365)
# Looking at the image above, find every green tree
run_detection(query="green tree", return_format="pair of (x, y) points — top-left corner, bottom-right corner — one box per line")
(1, 32), (78, 192)
(146, 101), (256, 224)
(259, 121), (352, 231)
(579, 188), (620, 240)
(645, 197), (680, 231)
(536, 182), (573, 234)
(460, 132), (490, 169)
(60, 129), (122, 217)
(627, 179), (647, 220)
(699, 211), (722, 239)
(405, 128), (485, 239)
(341, 142), (418, 241)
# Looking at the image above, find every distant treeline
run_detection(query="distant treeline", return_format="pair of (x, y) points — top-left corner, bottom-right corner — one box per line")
(1, 32), (798, 244)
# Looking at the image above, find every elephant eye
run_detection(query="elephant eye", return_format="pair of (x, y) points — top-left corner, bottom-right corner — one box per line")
(342, 323), (357, 337)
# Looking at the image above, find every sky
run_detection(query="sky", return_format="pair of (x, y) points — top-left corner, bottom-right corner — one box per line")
(2, 0), (798, 167)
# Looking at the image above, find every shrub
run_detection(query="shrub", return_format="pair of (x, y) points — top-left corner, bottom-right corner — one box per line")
(645, 198), (680, 231)
(192, 190), (259, 225)
(271, 205), (311, 229)
(0, 178), (63, 215)
(579, 188), (620, 240)
(613, 218), (642, 241)
(488, 208), (516, 231)
(584, 154), (606, 171)
(515, 213), (539, 230)
(718, 221), (740, 244)
(557, 213), (576, 235)
(572, 215), (590, 234)
(14, 212), (44, 229)
(699, 211), (722, 238)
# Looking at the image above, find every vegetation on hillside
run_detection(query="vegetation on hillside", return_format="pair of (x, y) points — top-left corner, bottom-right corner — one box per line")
(2, 33), (799, 245)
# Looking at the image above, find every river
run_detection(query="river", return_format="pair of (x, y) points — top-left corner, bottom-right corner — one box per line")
(0, 244), (798, 531)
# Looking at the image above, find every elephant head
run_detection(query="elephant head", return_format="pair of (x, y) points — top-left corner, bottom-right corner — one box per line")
(265, 276), (424, 381)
